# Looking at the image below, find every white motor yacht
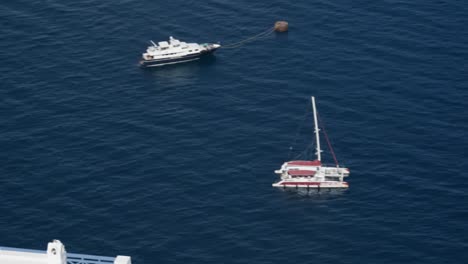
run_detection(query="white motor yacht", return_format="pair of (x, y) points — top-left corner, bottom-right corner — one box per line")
(140, 36), (220, 67)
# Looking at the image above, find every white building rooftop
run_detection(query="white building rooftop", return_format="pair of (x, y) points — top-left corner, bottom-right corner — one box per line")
(0, 240), (131, 264)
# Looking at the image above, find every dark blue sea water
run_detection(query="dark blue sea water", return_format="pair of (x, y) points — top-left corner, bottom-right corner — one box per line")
(1, 0), (467, 263)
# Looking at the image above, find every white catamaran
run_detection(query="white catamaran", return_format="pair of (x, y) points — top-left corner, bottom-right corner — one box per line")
(273, 96), (350, 189)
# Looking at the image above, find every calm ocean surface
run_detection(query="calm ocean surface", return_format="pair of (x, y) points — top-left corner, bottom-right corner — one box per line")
(1, 0), (467, 263)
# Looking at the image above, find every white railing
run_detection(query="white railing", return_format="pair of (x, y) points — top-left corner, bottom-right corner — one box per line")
(321, 167), (349, 176)
(67, 253), (115, 264)
(0, 246), (128, 264)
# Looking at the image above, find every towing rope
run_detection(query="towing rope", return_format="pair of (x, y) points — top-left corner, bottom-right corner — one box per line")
(221, 27), (275, 49)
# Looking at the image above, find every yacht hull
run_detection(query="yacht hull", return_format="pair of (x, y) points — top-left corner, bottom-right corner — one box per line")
(140, 48), (218, 68)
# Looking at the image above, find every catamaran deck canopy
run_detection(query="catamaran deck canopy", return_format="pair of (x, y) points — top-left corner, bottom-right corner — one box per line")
(286, 160), (321, 166)
(288, 170), (316, 176)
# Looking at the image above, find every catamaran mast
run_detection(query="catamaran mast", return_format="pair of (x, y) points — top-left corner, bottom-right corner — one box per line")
(312, 96), (321, 161)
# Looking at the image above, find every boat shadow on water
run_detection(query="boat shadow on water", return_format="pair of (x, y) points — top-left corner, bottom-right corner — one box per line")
(140, 55), (218, 82)
(276, 186), (348, 198)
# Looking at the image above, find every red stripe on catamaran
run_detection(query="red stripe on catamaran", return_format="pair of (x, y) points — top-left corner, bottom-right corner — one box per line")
(287, 170), (316, 176)
(286, 160), (321, 166)
(280, 182), (321, 185)
(277, 181), (349, 187)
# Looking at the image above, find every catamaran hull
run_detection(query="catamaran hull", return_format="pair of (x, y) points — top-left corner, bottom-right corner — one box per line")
(140, 48), (218, 68)
(272, 181), (349, 188)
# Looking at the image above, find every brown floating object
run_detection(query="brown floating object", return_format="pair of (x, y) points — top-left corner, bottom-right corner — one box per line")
(274, 21), (289, 32)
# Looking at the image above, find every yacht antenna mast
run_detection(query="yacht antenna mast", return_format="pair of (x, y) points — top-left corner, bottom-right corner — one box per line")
(312, 96), (322, 161)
